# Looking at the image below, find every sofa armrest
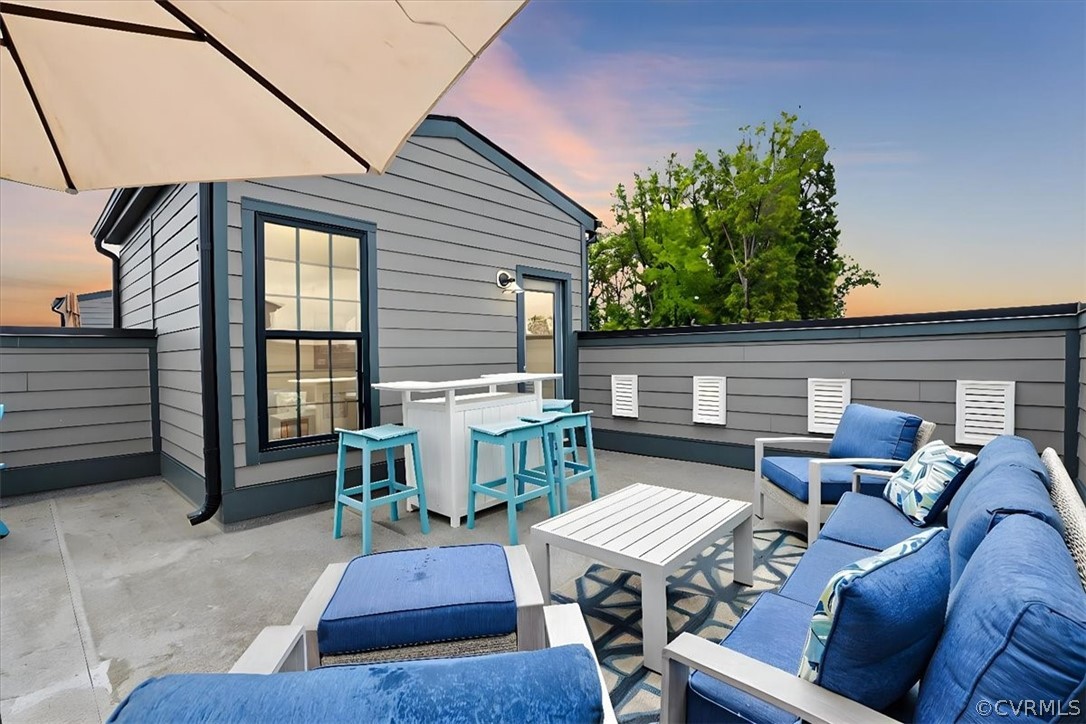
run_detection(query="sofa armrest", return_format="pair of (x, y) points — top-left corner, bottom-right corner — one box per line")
(291, 561), (348, 669)
(851, 468), (895, 493)
(809, 457), (903, 468)
(230, 625), (307, 674)
(505, 545), (545, 651)
(807, 458), (904, 511)
(755, 436), (833, 449)
(544, 604), (618, 724)
(661, 633), (896, 724)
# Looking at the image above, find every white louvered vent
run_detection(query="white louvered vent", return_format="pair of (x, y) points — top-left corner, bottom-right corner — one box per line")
(692, 376), (727, 425)
(807, 378), (851, 434)
(611, 375), (639, 418)
(956, 380), (1015, 445)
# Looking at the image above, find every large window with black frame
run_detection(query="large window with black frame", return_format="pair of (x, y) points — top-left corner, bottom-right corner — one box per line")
(257, 216), (365, 449)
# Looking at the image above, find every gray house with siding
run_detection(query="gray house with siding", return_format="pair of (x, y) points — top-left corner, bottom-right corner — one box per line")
(88, 115), (598, 523)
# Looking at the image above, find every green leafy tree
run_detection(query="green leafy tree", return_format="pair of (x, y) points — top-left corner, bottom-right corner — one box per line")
(795, 161), (841, 319)
(832, 256), (881, 316)
(589, 113), (879, 329)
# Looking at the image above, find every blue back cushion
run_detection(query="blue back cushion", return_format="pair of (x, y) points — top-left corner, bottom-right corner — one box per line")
(917, 516), (1086, 722)
(828, 404), (922, 461)
(798, 529), (951, 710)
(109, 644), (604, 724)
(947, 465), (1064, 585)
(319, 544), (516, 655)
(948, 436), (1048, 527)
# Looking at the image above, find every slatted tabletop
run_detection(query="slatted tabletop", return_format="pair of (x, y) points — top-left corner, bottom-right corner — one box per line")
(532, 483), (751, 571)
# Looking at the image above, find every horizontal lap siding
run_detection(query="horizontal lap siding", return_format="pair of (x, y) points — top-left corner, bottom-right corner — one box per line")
(118, 184), (204, 472)
(580, 331), (1068, 454)
(77, 296), (113, 328)
(0, 347), (153, 467)
(227, 136), (585, 487)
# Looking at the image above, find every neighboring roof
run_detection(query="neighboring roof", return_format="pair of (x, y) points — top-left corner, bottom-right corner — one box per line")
(51, 290), (112, 311)
(92, 114), (599, 246)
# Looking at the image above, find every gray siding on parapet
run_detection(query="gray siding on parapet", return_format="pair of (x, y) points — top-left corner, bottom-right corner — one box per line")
(580, 331), (1068, 454)
(117, 184), (204, 473)
(0, 346), (153, 468)
(227, 135), (585, 487)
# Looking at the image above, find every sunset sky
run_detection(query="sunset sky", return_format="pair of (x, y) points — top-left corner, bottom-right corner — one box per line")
(1, 0), (1083, 326)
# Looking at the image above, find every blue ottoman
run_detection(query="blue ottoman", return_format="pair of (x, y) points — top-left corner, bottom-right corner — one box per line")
(316, 544), (519, 664)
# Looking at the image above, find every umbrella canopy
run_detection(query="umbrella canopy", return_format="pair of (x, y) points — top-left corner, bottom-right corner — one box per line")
(0, 0), (525, 192)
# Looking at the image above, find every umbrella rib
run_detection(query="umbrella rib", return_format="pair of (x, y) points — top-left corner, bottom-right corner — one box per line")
(0, 3), (201, 41)
(393, 0), (473, 56)
(156, 0), (372, 174)
(0, 15), (77, 192)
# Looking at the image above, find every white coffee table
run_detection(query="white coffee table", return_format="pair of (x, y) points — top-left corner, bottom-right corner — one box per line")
(529, 483), (753, 672)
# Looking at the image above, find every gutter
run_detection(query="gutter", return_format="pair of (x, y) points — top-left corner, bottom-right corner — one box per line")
(50, 297), (66, 327)
(93, 236), (122, 328)
(188, 183), (222, 525)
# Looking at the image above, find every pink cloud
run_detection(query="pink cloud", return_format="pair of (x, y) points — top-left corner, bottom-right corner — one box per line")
(439, 38), (832, 227)
(439, 39), (710, 225)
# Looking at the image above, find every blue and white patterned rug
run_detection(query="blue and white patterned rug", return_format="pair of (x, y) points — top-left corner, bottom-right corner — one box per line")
(553, 528), (806, 723)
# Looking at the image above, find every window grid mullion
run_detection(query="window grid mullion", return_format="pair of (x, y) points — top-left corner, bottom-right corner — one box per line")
(294, 226), (302, 334)
(327, 234), (334, 331)
(293, 339), (301, 438)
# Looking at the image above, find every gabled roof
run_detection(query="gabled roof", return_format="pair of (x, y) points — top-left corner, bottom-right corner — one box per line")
(92, 114), (599, 246)
(415, 115), (599, 230)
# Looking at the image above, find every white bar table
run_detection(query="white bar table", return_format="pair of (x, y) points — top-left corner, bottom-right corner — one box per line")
(372, 373), (561, 527)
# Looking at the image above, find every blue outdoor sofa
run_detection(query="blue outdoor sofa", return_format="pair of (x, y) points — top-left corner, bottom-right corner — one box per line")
(663, 436), (1086, 723)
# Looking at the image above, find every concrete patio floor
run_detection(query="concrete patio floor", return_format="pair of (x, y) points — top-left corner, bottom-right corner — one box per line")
(0, 449), (799, 723)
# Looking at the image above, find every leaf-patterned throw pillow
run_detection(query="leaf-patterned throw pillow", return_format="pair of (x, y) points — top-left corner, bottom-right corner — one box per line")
(798, 528), (946, 687)
(882, 440), (976, 526)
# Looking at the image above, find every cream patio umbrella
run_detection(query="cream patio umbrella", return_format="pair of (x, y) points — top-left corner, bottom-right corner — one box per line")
(0, 0), (525, 193)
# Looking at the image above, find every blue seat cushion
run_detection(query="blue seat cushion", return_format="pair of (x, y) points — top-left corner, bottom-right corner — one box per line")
(688, 593), (812, 724)
(761, 457), (886, 505)
(948, 435), (1049, 528)
(778, 538), (873, 607)
(827, 404), (922, 461)
(917, 516), (1086, 722)
(318, 544), (516, 655)
(947, 465), (1064, 585)
(820, 492), (926, 551)
(108, 644), (604, 724)
(798, 529), (951, 711)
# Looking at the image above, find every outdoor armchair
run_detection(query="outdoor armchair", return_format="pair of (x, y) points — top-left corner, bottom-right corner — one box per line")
(754, 404), (935, 541)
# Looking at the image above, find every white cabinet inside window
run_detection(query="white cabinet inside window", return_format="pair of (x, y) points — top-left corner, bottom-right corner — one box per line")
(692, 376), (727, 425)
(807, 378), (851, 434)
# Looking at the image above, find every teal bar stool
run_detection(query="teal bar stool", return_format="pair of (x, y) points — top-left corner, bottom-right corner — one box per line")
(520, 410), (600, 513)
(333, 424), (430, 555)
(541, 399), (578, 463)
(466, 419), (558, 545)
